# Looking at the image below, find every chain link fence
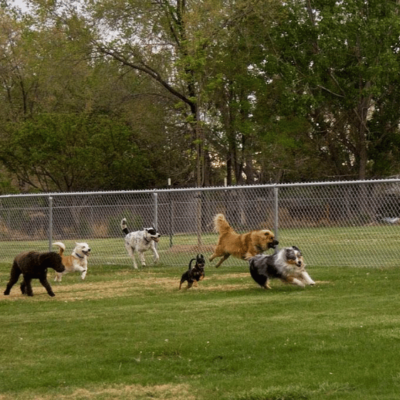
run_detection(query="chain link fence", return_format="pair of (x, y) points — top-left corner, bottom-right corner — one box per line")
(0, 179), (400, 269)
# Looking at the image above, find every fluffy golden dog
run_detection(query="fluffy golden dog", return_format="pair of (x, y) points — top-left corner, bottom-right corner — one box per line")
(209, 214), (279, 268)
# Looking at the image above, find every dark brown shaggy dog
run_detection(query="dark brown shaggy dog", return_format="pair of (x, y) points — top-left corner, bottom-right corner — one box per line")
(4, 251), (65, 297)
(209, 214), (279, 268)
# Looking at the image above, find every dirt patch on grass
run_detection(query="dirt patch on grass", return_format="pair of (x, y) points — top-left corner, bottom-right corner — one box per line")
(0, 383), (195, 400)
(0, 272), (254, 301)
(0, 272), (327, 302)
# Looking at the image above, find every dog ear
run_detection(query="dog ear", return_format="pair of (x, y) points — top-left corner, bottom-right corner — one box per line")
(285, 248), (296, 261)
(292, 246), (300, 251)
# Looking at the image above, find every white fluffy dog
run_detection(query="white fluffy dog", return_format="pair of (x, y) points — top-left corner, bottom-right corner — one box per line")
(53, 242), (91, 281)
(121, 218), (160, 269)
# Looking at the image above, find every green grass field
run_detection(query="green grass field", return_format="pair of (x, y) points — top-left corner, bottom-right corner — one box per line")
(1, 260), (400, 400)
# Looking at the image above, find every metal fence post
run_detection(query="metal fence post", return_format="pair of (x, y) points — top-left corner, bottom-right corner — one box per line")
(153, 191), (158, 229)
(169, 190), (173, 248)
(48, 196), (53, 252)
(273, 186), (279, 246)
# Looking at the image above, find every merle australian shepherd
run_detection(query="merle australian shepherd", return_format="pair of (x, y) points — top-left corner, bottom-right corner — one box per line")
(249, 246), (315, 289)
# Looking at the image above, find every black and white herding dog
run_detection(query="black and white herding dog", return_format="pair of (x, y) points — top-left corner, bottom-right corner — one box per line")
(249, 246), (315, 289)
(121, 218), (161, 269)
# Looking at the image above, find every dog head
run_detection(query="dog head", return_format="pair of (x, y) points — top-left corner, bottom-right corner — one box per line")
(40, 252), (66, 273)
(144, 227), (161, 243)
(251, 230), (279, 252)
(285, 246), (305, 268)
(189, 254), (205, 271)
(74, 242), (91, 257)
(196, 254), (205, 266)
(195, 254), (205, 270)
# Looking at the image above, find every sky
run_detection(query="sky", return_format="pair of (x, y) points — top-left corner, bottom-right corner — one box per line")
(10, 0), (30, 12)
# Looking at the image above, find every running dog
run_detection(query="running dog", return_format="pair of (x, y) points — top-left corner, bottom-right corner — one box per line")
(53, 242), (91, 281)
(249, 246), (315, 289)
(179, 254), (206, 289)
(121, 218), (161, 269)
(4, 251), (65, 297)
(209, 213), (279, 268)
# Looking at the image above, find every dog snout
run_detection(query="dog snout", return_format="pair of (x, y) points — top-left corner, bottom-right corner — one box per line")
(268, 240), (279, 249)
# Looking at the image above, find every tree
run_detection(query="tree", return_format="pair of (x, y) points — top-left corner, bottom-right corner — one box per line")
(261, 0), (400, 180)
(0, 113), (154, 191)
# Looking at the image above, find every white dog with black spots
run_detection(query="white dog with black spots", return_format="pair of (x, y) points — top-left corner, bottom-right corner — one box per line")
(121, 218), (161, 269)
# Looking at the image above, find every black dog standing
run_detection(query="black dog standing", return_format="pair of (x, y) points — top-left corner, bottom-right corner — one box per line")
(4, 251), (65, 297)
(179, 254), (205, 289)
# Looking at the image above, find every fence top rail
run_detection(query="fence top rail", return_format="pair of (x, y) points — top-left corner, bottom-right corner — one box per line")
(0, 178), (400, 199)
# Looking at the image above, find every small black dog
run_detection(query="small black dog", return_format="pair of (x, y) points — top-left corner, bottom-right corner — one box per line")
(4, 251), (65, 297)
(179, 254), (206, 289)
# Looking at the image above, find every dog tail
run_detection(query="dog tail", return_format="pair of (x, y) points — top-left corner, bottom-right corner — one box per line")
(213, 213), (233, 234)
(121, 218), (129, 236)
(53, 241), (66, 256)
(188, 258), (196, 270)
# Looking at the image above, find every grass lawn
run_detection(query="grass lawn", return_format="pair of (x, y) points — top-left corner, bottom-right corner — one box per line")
(1, 224), (400, 269)
(1, 260), (400, 400)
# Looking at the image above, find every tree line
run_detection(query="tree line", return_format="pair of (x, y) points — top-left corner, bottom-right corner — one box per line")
(0, 0), (399, 193)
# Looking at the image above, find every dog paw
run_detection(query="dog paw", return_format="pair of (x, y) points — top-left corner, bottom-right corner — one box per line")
(4, 291), (9, 295)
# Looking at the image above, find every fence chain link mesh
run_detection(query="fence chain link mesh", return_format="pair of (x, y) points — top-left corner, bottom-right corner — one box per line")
(0, 179), (399, 269)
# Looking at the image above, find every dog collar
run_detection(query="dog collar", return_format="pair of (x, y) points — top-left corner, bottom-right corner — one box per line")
(74, 252), (84, 259)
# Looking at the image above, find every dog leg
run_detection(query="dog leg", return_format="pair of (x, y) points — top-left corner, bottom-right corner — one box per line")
(74, 266), (87, 280)
(214, 254), (230, 268)
(138, 251), (146, 267)
(23, 278), (34, 296)
(263, 281), (272, 290)
(151, 242), (159, 264)
(126, 246), (138, 269)
(4, 266), (21, 295)
(286, 277), (306, 288)
(300, 271), (315, 285)
(39, 278), (55, 297)
(209, 248), (225, 262)
(187, 282), (193, 289)
(54, 272), (63, 282)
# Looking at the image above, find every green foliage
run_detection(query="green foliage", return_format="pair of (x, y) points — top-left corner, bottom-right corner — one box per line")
(259, 0), (400, 179)
(0, 113), (154, 192)
(1, 0), (400, 190)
